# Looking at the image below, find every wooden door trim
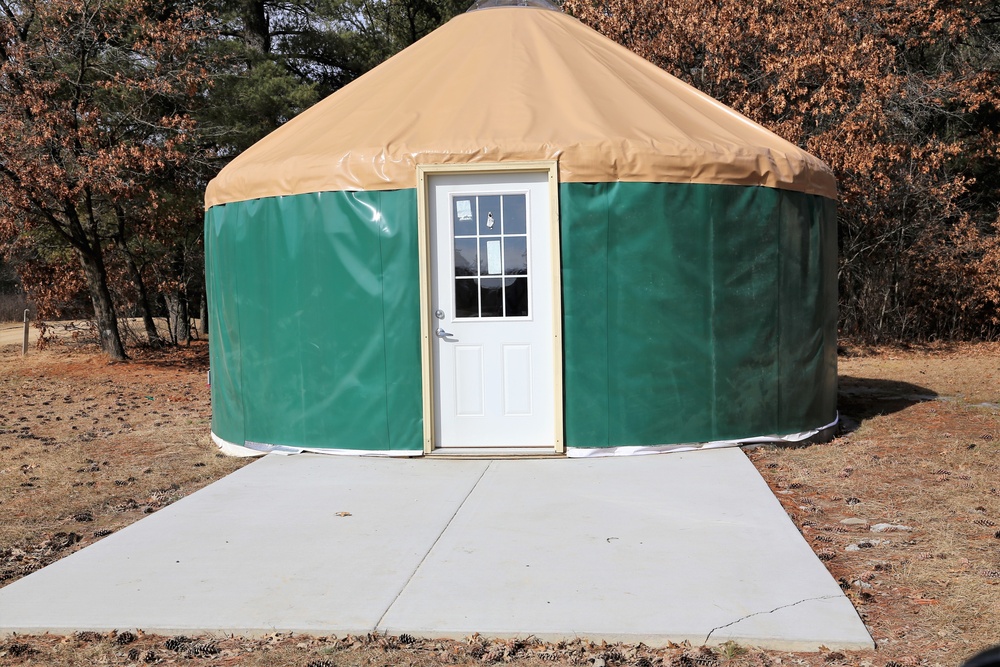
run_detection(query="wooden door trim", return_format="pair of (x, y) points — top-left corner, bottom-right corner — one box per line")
(416, 162), (563, 455)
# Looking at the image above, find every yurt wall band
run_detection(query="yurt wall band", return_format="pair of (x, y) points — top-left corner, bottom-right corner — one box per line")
(205, 182), (837, 454)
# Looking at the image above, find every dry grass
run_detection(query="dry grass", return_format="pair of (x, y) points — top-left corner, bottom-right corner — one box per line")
(0, 631), (787, 667)
(1, 336), (999, 667)
(746, 342), (1000, 666)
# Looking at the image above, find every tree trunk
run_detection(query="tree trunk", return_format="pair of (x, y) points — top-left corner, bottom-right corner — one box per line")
(76, 248), (127, 360)
(112, 205), (162, 346)
(165, 290), (190, 344)
(165, 245), (190, 344)
(241, 0), (270, 55)
(120, 247), (163, 346)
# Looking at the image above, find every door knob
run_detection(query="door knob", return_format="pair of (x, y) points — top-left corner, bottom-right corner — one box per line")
(435, 328), (453, 339)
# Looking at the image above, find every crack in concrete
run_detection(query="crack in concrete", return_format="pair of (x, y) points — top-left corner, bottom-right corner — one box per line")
(703, 595), (842, 645)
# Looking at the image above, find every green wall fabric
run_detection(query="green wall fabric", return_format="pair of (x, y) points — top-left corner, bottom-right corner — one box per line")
(205, 190), (423, 451)
(559, 182), (837, 447)
(205, 182), (836, 452)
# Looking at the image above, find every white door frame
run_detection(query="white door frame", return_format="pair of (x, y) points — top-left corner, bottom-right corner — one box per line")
(416, 161), (564, 455)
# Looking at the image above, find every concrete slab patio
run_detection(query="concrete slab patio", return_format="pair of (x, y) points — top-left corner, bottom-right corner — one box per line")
(0, 449), (873, 650)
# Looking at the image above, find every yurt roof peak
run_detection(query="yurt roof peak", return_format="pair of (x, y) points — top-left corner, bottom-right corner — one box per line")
(205, 5), (836, 209)
(467, 0), (561, 12)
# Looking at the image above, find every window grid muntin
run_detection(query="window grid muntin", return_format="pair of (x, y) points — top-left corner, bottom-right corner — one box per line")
(452, 193), (530, 319)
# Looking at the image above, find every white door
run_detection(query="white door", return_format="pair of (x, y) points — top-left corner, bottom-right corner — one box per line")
(428, 170), (558, 450)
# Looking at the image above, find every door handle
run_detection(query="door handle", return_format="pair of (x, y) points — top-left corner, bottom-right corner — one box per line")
(435, 328), (453, 339)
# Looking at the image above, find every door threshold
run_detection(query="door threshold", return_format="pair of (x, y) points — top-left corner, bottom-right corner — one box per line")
(427, 447), (564, 459)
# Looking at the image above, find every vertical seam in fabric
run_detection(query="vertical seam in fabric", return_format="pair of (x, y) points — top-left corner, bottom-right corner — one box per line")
(708, 191), (717, 437)
(375, 461), (492, 630)
(229, 206), (248, 446)
(376, 191), (393, 449)
(603, 183), (612, 447)
(296, 197), (308, 442)
(775, 196), (783, 431)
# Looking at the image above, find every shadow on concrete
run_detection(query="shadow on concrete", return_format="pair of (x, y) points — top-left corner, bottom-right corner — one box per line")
(837, 376), (939, 434)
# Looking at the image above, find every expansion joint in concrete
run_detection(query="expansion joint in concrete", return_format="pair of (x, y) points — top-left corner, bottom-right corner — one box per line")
(374, 462), (493, 631)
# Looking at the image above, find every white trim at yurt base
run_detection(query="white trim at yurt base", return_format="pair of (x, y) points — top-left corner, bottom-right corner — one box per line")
(212, 414), (838, 459)
(564, 414), (840, 458)
(210, 432), (421, 458)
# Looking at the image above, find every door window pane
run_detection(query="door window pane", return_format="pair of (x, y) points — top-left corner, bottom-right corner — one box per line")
(454, 238), (478, 277)
(453, 198), (476, 236)
(477, 195), (501, 236)
(455, 278), (479, 318)
(504, 278), (529, 317)
(480, 278), (504, 317)
(481, 239), (503, 275)
(502, 195), (527, 234)
(503, 236), (527, 275)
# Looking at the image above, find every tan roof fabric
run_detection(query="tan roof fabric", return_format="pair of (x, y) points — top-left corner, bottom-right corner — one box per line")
(205, 7), (837, 209)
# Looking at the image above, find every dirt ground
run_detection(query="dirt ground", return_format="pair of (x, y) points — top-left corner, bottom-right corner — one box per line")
(0, 320), (93, 349)
(0, 322), (32, 349)
(0, 333), (998, 667)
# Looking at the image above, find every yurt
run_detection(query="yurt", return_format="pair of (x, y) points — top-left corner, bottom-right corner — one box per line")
(204, 0), (838, 457)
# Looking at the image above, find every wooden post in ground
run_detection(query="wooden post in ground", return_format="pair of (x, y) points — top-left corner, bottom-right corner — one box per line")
(21, 309), (28, 356)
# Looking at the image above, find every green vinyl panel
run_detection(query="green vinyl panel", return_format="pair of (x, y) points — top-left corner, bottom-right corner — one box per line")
(708, 186), (782, 439)
(205, 190), (422, 451)
(375, 190), (424, 448)
(776, 193), (839, 432)
(557, 182), (610, 446)
(559, 182), (837, 448)
(605, 182), (714, 444)
(205, 204), (246, 446)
